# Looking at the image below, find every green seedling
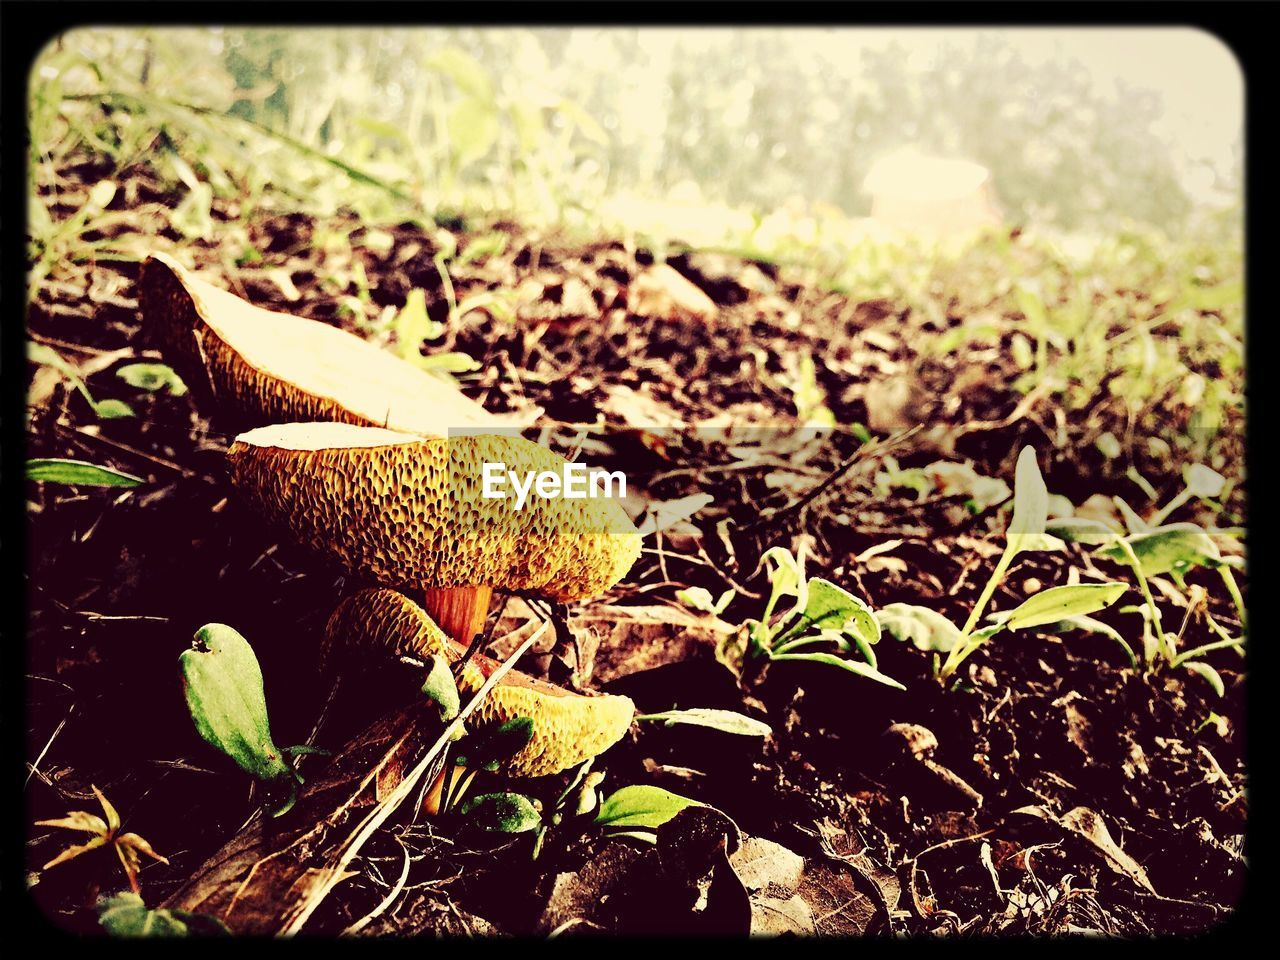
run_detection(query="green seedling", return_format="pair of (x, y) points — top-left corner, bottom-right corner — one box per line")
(392, 285), (481, 377)
(36, 786), (168, 894)
(877, 449), (1127, 681)
(725, 543), (903, 689)
(116, 363), (188, 397)
(676, 585), (735, 616)
(180, 624), (322, 817)
(458, 792), (542, 835)
(594, 784), (703, 844)
(29, 342), (135, 420)
(98, 893), (230, 937)
(531, 759), (607, 859)
(1048, 478), (1245, 691)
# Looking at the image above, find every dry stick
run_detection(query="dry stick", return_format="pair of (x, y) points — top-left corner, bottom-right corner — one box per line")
(277, 620), (549, 936)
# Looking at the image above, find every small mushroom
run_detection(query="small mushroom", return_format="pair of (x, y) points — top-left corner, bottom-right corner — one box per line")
(139, 253), (498, 434)
(226, 420), (641, 778)
(326, 589), (634, 778)
(226, 421), (641, 643)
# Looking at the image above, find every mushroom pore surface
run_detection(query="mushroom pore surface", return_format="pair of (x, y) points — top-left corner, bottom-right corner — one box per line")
(227, 421), (641, 603)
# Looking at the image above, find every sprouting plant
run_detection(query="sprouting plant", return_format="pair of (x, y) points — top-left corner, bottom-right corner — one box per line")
(36, 786), (168, 893)
(530, 759), (608, 859)
(593, 784), (703, 844)
(676, 585), (735, 616)
(391, 283), (482, 378)
(97, 892), (230, 937)
(722, 543), (903, 689)
(881, 448), (1129, 682)
(1048, 519), (1244, 696)
(28, 342), (135, 420)
(180, 624), (325, 817)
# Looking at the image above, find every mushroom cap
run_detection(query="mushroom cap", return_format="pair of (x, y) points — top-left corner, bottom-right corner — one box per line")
(227, 421), (641, 602)
(325, 588), (634, 778)
(139, 253), (496, 435)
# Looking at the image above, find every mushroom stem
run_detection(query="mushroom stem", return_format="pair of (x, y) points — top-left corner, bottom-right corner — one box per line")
(422, 584), (493, 646)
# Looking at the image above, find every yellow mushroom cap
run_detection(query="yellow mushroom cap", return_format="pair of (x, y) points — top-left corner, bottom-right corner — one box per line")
(325, 588), (634, 778)
(139, 252), (496, 435)
(226, 421), (641, 602)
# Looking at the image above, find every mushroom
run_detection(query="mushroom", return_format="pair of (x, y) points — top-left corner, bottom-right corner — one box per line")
(325, 588), (634, 777)
(138, 253), (500, 434)
(226, 420), (640, 778)
(226, 421), (640, 644)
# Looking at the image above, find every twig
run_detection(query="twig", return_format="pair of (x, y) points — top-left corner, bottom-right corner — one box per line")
(279, 620), (550, 935)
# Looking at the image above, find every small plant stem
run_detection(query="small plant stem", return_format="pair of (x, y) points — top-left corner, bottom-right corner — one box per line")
(1218, 567), (1246, 630)
(960, 546), (1015, 637)
(1116, 538), (1171, 663)
(1171, 636), (1245, 668)
(1149, 487), (1192, 527)
(940, 547), (1016, 679)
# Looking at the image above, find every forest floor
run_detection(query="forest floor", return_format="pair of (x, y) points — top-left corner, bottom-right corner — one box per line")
(25, 156), (1246, 936)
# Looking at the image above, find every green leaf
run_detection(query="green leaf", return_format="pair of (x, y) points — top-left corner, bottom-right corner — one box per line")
(1097, 524), (1223, 577)
(98, 893), (187, 937)
(179, 624), (292, 785)
(1008, 446), (1049, 549)
(635, 708), (772, 737)
(459, 792), (542, 833)
(676, 586), (735, 616)
(97, 893), (224, 938)
(27, 458), (142, 487)
(117, 363), (188, 396)
(1046, 517), (1119, 546)
(93, 399), (136, 419)
(1001, 583), (1128, 631)
(773, 578), (880, 652)
(421, 654), (460, 721)
(1039, 614), (1137, 666)
(394, 289), (444, 361)
(770, 651), (906, 690)
(878, 602), (964, 653)
(1181, 661), (1225, 698)
(596, 785), (702, 830)
(425, 48), (494, 101)
(1183, 464), (1226, 499)
(448, 98), (500, 168)
(416, 351), (481, 374)
(1114, 497), (1150, 535)
(457, 232), (508, 265)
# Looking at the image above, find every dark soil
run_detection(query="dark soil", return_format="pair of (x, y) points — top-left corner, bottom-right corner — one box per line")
(24, 159), (1246, 936)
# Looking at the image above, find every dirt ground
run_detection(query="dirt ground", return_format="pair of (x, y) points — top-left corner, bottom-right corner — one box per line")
(25, 159), (1246, 936)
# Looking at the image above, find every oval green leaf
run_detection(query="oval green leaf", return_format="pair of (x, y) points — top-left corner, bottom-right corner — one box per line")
(878, 602), (964, 653)
(1003, 583), (1128, 631)
(635, 708), (772, 738)
(27, 458), (142, 488)
(596, 784), (702, 830)
(459, 792), (542, 833)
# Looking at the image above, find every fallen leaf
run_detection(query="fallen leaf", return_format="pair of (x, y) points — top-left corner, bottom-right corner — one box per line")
(1014, 805), (1155, 893)
(628, 264), (717, 322)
